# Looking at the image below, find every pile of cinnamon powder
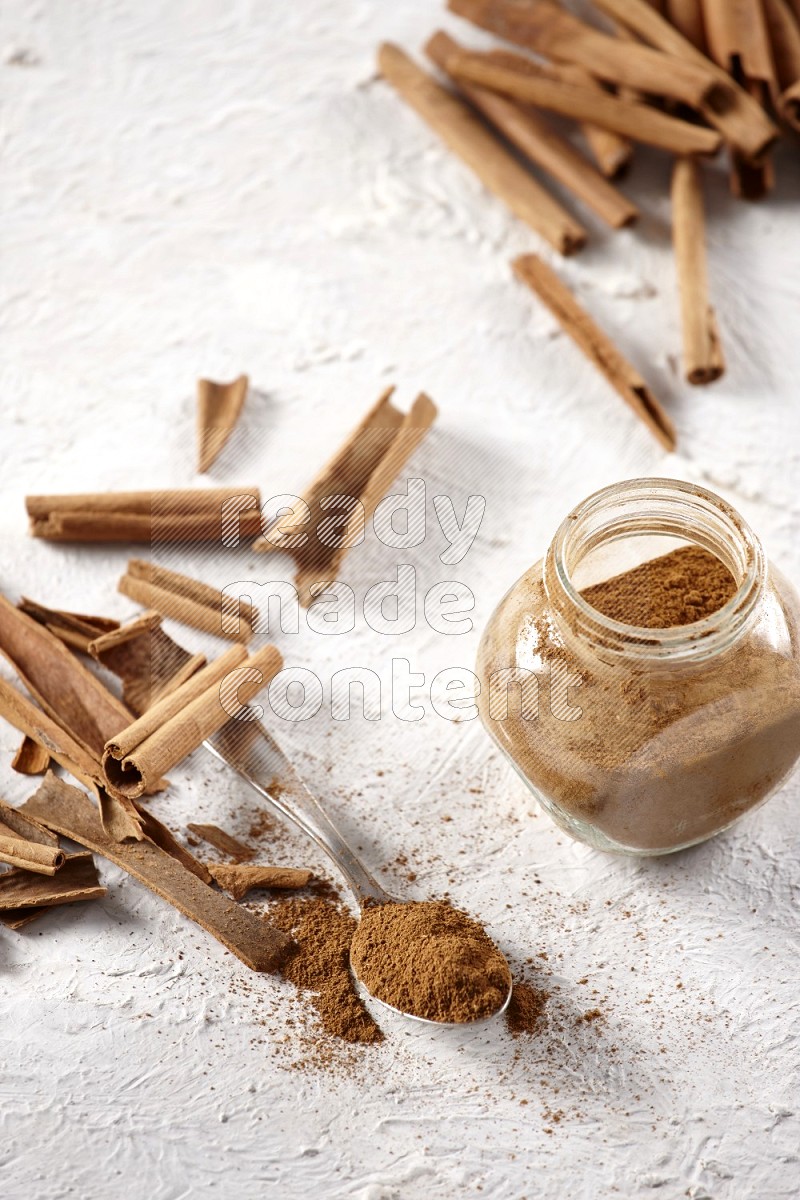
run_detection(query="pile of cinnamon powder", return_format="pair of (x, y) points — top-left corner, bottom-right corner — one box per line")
(350, 900), (512, 1023)
(581, 545), (737, 627)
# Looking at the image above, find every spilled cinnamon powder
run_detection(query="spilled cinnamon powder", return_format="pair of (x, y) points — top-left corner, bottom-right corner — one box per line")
(270, 895), (383, 1045)
(506, 982), (549, 1037)
(581, 545), (737, 627)
(349, 900), (512, 1023)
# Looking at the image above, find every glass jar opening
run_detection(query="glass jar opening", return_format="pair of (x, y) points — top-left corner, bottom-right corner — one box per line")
(545, 478), (766, 661)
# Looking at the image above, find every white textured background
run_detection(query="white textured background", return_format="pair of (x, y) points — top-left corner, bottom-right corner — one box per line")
(2, 2), (800, 1198)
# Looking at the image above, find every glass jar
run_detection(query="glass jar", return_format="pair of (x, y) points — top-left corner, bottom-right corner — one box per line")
(476, 478), (800, 855)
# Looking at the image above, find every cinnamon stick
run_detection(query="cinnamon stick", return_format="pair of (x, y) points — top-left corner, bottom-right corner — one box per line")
(18, 599), (119, 654)
(11, 735), (51, 775)
(197, 374), (249, 474)
(0, 676), (147, 844)
(208, 863), (313, 901)
(447, 0), (724, 108)
(118, 559), (254, 643)
(0, 795), (64, 873)
(0, 590), (133, 759)
(671, 157), (725, 384)
(21, 774), (291, 972)
(0, 851), (105, 910)
(762, 0), (800, 129)
(512, 254), (676, 451)
(89, 611), (205, 717)
(377, 43), (588, 254)
(426, 31), (638, 229)
(593, 0), (779, 158)
(254, 384), (437, 605)
(26, 487), (262, 544)
(442, 46), (722, 155)
(664, 0), (708, 51)
(0, 674), (103, 793)
(102, 644), (282, 799)
(0, 588), (146, 838)
(0, 832), (65, 874)
(0, 798), (59, 848)
(187, 823), (256, 862)
(581, 114), (634, 180)
(702, 0), (778, 103)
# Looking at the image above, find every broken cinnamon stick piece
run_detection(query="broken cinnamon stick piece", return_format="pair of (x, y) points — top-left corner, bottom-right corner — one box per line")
(26, 487), (262, 544)
(12, 735), (51, 775)
(762, 0), (800, 129)
(593, 0), (778, 159)
(118, 560), (254, 643)
(197, 375), (249, 473)
(426, 31), (638, 229)
(21, 775), (291, 972)
(0, 851), (105, 910)
(442, 47), (722, 155)
(102, 643), (282, 799)
(512, 254), (676, 452)
(378, 43), (587, 254)
(208, 863), (313, 902)
(89, 610), (205, 717)
(135, 805), (212, 884)
(187, 823), (256, 862)
(447, 0), (724, 108)
(0, 832), (65, 874)
(671, 157), (725, 384)
(18, 599), (119, 654)
(254, 385), (436, 605)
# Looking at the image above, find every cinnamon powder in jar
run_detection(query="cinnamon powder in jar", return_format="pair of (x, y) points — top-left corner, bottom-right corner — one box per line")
(581, 546), (737, 627)
(349, 900), (511, 1023)
(477, 484), (800, 856)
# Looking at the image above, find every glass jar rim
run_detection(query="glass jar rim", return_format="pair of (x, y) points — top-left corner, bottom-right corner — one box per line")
(546, 477), (766, 661)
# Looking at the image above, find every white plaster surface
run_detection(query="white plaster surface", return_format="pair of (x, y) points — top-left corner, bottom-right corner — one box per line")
(1, 2), (800, 1197)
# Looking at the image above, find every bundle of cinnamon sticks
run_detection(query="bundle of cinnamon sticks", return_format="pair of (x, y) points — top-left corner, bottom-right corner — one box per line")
(379, 0), (800, 441)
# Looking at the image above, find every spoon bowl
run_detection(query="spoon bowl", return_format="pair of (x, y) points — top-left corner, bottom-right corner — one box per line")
(351, 969), (514, 1028)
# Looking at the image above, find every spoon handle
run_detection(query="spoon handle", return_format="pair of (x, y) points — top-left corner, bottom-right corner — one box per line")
(203, 716), (392, 908)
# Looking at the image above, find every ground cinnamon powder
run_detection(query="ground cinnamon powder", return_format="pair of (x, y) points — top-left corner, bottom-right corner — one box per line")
(349, 900), (512, 1023)
(506, 982), (549, 1037)
(581, 545), (737, 627)
(270, 895), (383, 1044)
(477, 542), (800, 853)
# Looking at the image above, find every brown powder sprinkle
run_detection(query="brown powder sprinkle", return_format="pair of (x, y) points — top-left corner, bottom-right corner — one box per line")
(270, 896), (383, 1045)
(349, 900), (511, 1024)
(506, 982), (549, 1037)
(581, 545), (737, 628)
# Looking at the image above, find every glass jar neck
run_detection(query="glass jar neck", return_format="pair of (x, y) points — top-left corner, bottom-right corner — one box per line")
(543, 478), (766, 663)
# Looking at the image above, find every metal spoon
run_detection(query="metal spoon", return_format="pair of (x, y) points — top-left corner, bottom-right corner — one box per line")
(203, 714), (512, 1027)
